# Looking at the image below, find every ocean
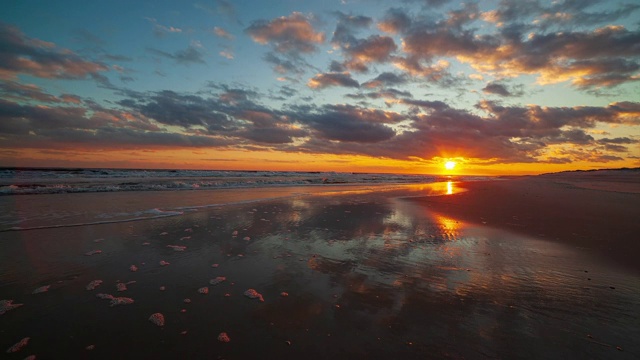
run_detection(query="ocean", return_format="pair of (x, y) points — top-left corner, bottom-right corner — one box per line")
(0, 167), (483, 232)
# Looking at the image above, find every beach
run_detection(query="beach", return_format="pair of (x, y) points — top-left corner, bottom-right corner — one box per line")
(1, 174), (639, 359)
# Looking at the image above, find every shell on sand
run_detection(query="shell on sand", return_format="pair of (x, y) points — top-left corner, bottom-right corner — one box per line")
(217, 332), (231, 342)
(149, 313), (165, 326)
(0, 300), (24, 315)
(6, 337), (29, 353)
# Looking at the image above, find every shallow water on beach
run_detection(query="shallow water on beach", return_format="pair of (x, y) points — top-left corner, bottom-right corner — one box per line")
(1, 186), (639, 359)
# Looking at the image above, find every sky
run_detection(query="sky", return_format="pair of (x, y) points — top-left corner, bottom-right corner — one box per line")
(1, 0), (639, 175)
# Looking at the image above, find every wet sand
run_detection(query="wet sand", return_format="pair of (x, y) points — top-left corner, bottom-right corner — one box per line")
(410, 171), (640, 272)
(1, 181), (639, 359)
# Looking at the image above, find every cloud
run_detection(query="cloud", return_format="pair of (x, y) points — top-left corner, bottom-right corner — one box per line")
(378, 8), (412, 34)
(263, 52), (305, 75)
(331, 11), (373, 46)
(212, 26), (234, 40)
(245, 12), (325, 54)
(294, 105), (399, 143)
(0, 23), (108, 81)
(308, 72), (360, 89)
(147, 42), (206, 65)
(482, 82), (524, 97)
(384, 4), (640, 90)
(362, 72), (408, 88)
(145, 18), (183, 38)
(342, 35), (397, 72)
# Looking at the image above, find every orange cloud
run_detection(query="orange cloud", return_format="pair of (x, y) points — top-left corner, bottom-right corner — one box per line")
(245, 12), (325, 53)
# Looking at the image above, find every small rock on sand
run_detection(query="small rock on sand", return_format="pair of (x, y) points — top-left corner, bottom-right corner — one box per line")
(218, 332), (231, 342)
(129, 265), (138, 272)
(86, 280), (103, 291)
(32, 285), (50, 294)
(0, 300), (24, 315)
(109, 297), (134, 307)
(6, 337), (29, 353)
(116, 283), (127, 292)
(96, 293), (115, 300)
(280, 292), (289, 297)
(86, 345), (96, 350)
(159, 260), (170, 266)
(244, 289), (264, 302)
(149, 313), (165, 326)
(198, 287), (209, 294)
(209, 277), (226, 285)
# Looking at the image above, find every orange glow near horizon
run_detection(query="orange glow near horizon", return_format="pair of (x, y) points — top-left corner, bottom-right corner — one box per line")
(1, 147), (637, 176)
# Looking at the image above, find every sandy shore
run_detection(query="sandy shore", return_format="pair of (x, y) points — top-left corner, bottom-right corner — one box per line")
(409, 171), (640, 272)
(1, 181), (639, 358)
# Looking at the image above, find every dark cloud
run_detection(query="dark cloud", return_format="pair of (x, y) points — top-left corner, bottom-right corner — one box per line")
(0, 23), (108, 80)
(263, 52), (305, 75)
(378, 8), (412, 34)
(331, 11), (373, 46)
(482, 82), (524, 97)
(147, 43), (206, 65)
(362, 72), (408, 88)
(308, 72), (360, 89)
(245, 12), (325, 54)
(294, 105), (398, 143)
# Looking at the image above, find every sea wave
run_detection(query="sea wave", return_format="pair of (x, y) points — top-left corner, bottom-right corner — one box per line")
(0, 168), (458, 195)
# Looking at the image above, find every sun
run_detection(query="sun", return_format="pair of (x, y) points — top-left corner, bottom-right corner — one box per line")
(445, 161), (456, 170)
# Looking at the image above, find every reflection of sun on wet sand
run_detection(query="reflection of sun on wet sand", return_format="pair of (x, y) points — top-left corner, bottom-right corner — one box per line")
(409, 169), (640, 271)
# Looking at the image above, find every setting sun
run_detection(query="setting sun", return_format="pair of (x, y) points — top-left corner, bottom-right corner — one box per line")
(445, 161), (457, 170)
